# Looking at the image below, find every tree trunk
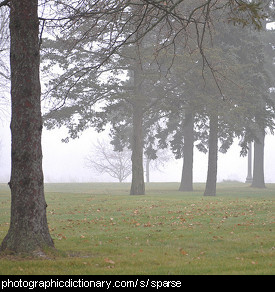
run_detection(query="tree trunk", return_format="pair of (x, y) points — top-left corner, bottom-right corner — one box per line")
(245, 142), (253, 183)
(130, 98), (145, 195)
(179, 109), (194, 192)
(145, 155), (150, 183)
(129, 49), (145, 195)
(0, 0), (54, 254)
(251, 130), (265, 188)
(204, 114), (218, 196)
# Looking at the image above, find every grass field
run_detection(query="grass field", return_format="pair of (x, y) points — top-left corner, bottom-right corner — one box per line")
(0, 182), (274, 275)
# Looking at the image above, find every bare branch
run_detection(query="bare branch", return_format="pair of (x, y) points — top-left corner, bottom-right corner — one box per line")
(85, 138), (132, 182)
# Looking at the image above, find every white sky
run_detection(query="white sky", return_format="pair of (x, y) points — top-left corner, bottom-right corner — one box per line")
(0, 121), (274, 184)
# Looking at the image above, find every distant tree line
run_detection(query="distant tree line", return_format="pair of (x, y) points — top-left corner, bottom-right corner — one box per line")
(42, 2), (275, 196)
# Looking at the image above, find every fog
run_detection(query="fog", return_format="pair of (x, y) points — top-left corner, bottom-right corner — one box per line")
(0, 7), (274, 188)
(0, 122), (274, 184)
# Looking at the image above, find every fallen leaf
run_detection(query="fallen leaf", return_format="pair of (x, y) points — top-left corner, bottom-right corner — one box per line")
(180, 249), (188, 256)
(104, 258), (115, 265)
(57, 233), (67, 240)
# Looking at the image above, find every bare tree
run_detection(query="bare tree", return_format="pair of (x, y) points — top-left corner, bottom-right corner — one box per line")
(144, 149), (172, 183)
(85, 139), (132, 182)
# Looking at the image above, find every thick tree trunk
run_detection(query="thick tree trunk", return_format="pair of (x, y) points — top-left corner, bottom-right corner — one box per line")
(251, 130), (265, 188)
(0, 0), (54, 254)
(204, 114), (218, 196)
(179, 109), (194, 192)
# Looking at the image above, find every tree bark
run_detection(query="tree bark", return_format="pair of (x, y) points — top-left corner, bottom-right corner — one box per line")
(251, 130), (265, 188)
(0, 0), (54, 254)
(204, 114), (218, 196)
(179, 108), (194, 192)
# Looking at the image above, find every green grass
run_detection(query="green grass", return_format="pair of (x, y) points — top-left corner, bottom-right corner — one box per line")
(0, 182), (274, 275)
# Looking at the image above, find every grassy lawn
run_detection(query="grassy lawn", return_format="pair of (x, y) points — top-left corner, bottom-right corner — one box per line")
(0, 182), (274, 275)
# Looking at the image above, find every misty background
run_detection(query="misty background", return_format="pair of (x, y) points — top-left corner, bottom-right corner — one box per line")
(0, 8), (274, 187)
(0, 121), (274, 184)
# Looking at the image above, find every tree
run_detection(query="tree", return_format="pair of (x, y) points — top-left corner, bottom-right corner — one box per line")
(249, 12), (275, 188)
(42, 12), (171, 196)
(201, 22), (274, 195)
(0, 0), (54, 255)
(85, 139), (132, 182)
(158, 16), (274, 196)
